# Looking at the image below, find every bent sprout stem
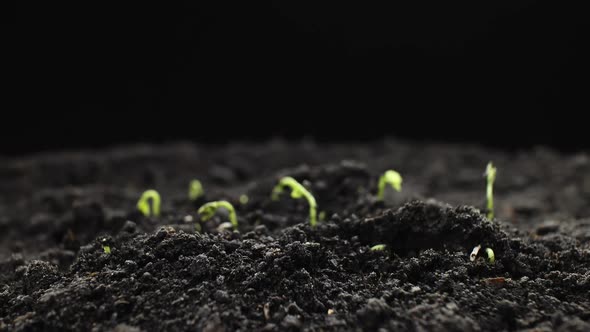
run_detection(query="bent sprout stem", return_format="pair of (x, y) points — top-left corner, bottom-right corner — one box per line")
(377, 170), (403, 201)
(137, 189), (161, 217)
(272, 176), (318, 227)
(198, 200), (238, 230)
(485, 162), (497, 220)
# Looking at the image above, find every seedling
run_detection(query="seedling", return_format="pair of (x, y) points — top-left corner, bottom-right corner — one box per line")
(198, 201), (238, 230)
(484, 162), (497, 219)
(470, 245), (495, 264)
(319, 211), (326, 222)
(101, 238), (111, 254)
(371, 244), (386, 251)
(377, 170), (403, 201)
(188, 179), (204, 201)
(485, 248), (495, 264)
(137, 189), (161, 217)
(239, 194), (249, 205)
(271, 176), (318, 227)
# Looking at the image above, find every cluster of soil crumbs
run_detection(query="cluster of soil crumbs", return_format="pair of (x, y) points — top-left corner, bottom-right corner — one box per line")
(1, 140), (589, 331)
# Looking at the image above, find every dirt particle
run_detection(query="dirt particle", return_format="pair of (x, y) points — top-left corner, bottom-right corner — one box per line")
(481, 277), (510, 287)
(286, 302), (303, 315)
(281, 314), (302, 330)
(263, 302), (271, 320)
(113, 324), (142, 332)
(214, 290), (230, 303)
(203, 313), (225, 332)
(122, 220), (137, 233)
(13, 312), (34, 324)
(141, 272), (154, 283)
(356, 298), (393, 330)
(536, 220), (560, 235)
(124, 260), (137, 272)
(23, 260), (60, 293)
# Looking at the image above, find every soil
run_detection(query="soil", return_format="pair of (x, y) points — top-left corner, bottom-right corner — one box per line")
(1, 140), (589, 331)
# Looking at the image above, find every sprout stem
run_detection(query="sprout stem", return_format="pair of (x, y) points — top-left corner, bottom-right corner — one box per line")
(272, 176), (318, 227)
(198, 201), (238, 230)
(485, 162), (497, 219)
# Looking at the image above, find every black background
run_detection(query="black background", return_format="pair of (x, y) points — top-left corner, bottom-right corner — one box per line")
(6, 1), (589, 155)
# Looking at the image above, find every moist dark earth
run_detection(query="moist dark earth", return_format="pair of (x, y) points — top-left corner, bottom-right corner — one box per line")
(1, 140), (589, 331)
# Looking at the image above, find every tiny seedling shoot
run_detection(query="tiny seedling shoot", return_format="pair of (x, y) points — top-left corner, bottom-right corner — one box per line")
(485, 248), (495, 264)
(377, 170), (403, 201)
(485, 162), (497, 219)
(137, 189), (161, 217)
(198, 201), (238, 231)
(271, 176), (318, 227)
(101, 238), (111, 254)
(470, 245), (495, 264)
(371, 244), (386, 251)
(239, 194), (249, 205)
(188, 179), (204, 201)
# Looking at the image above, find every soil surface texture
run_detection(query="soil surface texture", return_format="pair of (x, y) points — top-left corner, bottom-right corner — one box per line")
(1, 140), (589, 331)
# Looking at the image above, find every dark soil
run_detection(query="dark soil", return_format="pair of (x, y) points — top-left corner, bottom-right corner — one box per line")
(1, 140), (589, 331)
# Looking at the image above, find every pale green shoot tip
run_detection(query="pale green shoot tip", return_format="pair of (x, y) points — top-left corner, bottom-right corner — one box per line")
(485, 248), (495, 264)
(370, 244), (387, 251)
(377, 170), (403, 201)
(239, 194), (249, 205)
(189, 179), (204, 201)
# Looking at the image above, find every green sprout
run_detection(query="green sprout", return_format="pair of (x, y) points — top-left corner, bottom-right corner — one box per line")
(485, 162), (497, 219)
(188, 179), (204, 201)
(101, 238), (112, 254)
(319, 211), (326, 222)
(272, 176), (318, 227)
(239, 194), (249, 205)
(485, 248), (495, 264)
(137, 189), (161, 217)
(370, 244), (386, 251)
(470, 245), (495, 264)
(377, 170), (403, 201)
(198, 201), (238, 231)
